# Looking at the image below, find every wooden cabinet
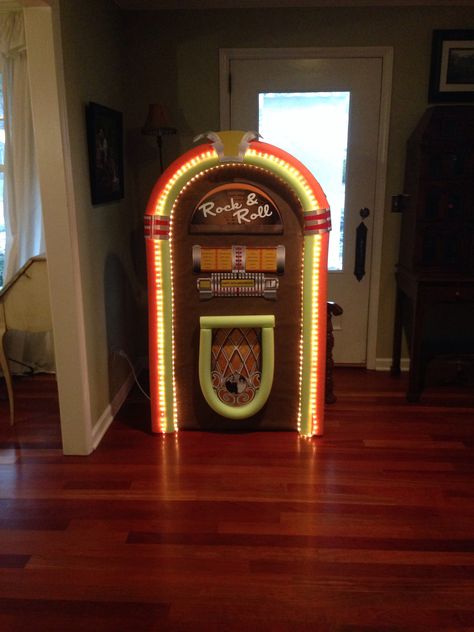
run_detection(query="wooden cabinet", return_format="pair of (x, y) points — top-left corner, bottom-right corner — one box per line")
(392, 106), (474, 401)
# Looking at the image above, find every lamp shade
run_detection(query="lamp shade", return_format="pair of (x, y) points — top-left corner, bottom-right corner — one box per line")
(142, 104), (176, 136)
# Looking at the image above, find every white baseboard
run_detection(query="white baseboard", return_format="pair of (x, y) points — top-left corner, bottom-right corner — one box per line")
(375, 357), (410, 372)
(92, 358), (145, 450)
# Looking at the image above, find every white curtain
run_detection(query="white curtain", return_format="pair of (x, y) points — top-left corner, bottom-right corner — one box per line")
(0, 11), (44, 284)
(0, 12), (52, 375)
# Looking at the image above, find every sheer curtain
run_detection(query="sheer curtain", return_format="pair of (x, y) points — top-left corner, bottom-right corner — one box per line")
(0, 11), (44, 283)
(0, 11), (53, 375)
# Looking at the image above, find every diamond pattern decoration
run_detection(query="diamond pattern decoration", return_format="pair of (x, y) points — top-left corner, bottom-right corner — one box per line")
(211, 328), (262, 406)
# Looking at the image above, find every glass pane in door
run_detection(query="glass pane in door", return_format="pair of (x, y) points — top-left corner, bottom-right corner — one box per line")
(258, 92), (350, 271)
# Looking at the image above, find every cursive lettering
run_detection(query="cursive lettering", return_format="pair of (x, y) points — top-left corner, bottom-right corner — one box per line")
(199, 197), (243, 218)
(233, 204), (272, 224)
(246, 192), (258, 206)
(198, 195), (274, 224)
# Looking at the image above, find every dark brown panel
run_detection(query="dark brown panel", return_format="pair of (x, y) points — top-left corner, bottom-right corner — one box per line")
(171, 163), (304, 431)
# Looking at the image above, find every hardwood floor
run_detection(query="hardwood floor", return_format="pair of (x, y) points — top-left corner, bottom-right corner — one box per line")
(0, 369), (473, 631)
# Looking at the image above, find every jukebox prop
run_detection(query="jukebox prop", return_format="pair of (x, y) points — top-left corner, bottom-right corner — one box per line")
(145, 131), (331, 436)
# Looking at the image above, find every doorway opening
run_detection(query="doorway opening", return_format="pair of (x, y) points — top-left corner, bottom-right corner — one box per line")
(220, 47), (393, 367)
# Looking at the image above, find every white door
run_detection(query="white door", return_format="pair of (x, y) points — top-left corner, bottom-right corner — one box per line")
(221, 49), (392, 366)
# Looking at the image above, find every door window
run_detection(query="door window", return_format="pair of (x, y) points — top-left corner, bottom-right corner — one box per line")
(258, 91), (350, 271)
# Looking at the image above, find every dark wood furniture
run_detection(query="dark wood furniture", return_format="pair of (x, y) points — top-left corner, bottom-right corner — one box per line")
(325, 301), (343, 404)
(392, 106), (474, 401)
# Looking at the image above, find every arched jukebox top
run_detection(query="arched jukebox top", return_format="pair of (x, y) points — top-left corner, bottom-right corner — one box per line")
(145, 131), (331, 437)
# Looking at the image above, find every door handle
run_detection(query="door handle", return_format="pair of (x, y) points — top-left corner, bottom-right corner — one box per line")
(354, 208), (370, 281)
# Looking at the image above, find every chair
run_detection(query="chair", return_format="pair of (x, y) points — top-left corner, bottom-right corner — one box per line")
(0, 256), (52, 424)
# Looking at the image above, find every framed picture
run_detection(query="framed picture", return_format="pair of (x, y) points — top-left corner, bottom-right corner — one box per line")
(86, 102), (124, 205)
(429, 30), (474, 103)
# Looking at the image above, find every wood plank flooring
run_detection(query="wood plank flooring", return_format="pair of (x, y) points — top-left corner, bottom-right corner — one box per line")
(0, 369), (473, 631)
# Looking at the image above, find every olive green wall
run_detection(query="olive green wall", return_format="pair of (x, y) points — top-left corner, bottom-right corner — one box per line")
(123, 5), (474, 363)
(59, 0), (145, 427)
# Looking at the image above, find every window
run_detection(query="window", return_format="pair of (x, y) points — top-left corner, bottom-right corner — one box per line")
(0, 71), (5, 286)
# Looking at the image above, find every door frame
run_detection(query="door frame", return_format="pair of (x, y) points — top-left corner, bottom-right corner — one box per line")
(219, 47), (393, 369)
(23, 1), (94, 454)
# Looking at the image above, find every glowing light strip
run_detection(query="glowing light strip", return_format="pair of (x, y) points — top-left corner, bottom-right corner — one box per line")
(310, 235), (322, 436)
(145, 146), (219, 433)
(149, 150), (217, 217)
(153, 240), (167, 432)
(168, 211), (178, 432)
(298, 233), (327, 437)
(246, 149), (318, 210)
(297, 240), (305, 434)
(300, 235), (316, 437)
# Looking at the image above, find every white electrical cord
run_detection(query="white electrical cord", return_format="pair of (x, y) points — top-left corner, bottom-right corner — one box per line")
(117, 350), (150, 400)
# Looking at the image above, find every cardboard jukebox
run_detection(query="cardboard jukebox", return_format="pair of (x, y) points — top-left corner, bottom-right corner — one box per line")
(145, 131), (331, 436)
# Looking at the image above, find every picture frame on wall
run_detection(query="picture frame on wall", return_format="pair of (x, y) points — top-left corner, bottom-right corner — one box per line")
(429, 30), (474, 103)
(86, 102), (124, 205)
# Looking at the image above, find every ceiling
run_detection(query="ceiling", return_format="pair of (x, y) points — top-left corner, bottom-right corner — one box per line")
(1, 0), (471, 10)
(113, 0), (474, 8)
(1, 0), (472, 11)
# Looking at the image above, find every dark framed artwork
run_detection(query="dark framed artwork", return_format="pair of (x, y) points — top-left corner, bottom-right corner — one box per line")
(429, 30), (474, 103)
(86, 102), (124, 205)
